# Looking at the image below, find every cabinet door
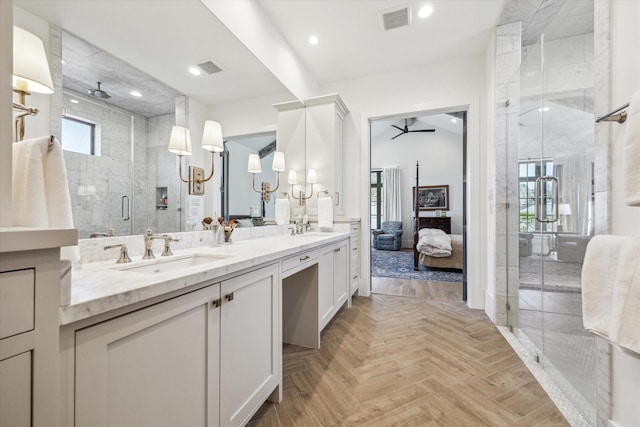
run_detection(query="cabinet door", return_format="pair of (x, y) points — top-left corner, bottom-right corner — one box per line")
(75, 285), (220, 427)
(333, 240), (348, 309)
(0, 351), (31, 427)
(220, 264), (280, 427)
(318, 246), (335, 330)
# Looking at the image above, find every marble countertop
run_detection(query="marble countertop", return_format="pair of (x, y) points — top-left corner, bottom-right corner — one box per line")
(61, 231), (349, 325)
(0, 227), (77, 253)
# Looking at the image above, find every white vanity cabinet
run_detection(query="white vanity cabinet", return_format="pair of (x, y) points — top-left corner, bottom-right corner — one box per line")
(75, 284), (221, 427)
(349, 221), (360, 299)
(220, 264), (280, 426)
(319, 239), (349, 330)
(72, 264), (280, 427)
(0, 228), (76, 427)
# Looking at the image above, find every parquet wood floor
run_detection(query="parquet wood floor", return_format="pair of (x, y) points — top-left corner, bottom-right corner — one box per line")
(249, 294), (568, 427)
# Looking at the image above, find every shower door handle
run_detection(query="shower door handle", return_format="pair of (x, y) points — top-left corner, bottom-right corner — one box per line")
(122, 195), (130, 221)
(535, 176), (558, 223)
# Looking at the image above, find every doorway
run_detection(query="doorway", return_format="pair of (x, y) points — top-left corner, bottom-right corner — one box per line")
(368, 111), (467, 302)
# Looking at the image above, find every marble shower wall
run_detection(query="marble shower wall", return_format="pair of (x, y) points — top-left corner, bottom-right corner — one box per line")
(147, 113), (181, 234)
(62, 90), (149, 238)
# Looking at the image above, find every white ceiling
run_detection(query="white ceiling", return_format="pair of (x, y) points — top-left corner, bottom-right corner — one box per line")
(258, 0), (506, 84)
(15, 0), (507, 115)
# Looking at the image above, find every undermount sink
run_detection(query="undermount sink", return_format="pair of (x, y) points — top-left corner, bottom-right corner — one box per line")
(114, 253), (232, 274)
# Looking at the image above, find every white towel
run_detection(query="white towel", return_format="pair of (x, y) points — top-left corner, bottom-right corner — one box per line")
(12, 136), (79, 262)
(317, 197), (333, 230)
(582, 235), (640, 354)
(274, 198), (290, 225)
(609, 238), (640, 354)
(624, 88), (640, 206)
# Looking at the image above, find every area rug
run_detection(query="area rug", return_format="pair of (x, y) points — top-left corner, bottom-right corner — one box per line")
(371, 249), (462, 283)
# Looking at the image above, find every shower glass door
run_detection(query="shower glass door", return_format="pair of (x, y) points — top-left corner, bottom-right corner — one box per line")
(513, 1), (596, 423)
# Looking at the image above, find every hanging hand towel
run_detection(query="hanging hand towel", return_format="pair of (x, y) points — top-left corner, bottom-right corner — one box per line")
(275, 198), (291, 225)
(581, 235), (630, 338)
(608, 237), (640, 354)
(624, 88), (640, 206)
(12, 136), (79, 262)
(317, 197), (334, 230)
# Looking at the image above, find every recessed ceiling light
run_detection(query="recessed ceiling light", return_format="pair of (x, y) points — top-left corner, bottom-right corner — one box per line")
(451, 118), (457, 123)
(538, 107), (550, 112)
(130, 90), (142, 97)
(70, 99), (79, 104)
(189, 66), (201, 76)
(308, 35), (319, 45)
(418, 5), (433, 18)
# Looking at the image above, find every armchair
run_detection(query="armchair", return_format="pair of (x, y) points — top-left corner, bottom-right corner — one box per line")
(372, 221), (403, 251)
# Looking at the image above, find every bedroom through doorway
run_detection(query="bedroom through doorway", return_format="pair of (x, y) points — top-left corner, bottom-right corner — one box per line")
(369, 111), (467, 302)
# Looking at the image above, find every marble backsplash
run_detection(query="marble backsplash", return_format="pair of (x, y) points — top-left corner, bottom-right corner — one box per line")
(76, 222), (352, 265)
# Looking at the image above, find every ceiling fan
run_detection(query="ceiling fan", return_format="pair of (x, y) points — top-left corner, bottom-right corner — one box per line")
(391, 118), (436, 139)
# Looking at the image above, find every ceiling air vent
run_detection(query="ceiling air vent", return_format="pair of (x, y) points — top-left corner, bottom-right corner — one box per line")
(380, 5), (411, 31)
(197, 60), (223, 75)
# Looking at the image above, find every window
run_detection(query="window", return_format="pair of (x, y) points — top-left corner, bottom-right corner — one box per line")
(370, 170), (383, 230)
(61, 115), (100, 156)
(519, 160), (554, 232)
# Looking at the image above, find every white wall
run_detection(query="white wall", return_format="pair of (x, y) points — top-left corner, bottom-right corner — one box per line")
(371, 126), (463, 248)
(609, 1), (640, 426)
(322, 54), (488, 309)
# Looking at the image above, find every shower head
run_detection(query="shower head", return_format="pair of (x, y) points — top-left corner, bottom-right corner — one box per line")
(86, 81), (111, 99)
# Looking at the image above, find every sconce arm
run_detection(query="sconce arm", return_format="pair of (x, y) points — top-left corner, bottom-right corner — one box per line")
(176, 155), (190, 183)
(199, 151), (216, 183)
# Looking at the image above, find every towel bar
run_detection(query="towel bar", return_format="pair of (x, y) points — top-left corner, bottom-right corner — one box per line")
(595, 102), (630, 124)
(588, 330), (640, 358)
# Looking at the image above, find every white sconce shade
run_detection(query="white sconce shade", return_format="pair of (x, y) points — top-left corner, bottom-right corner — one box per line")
(201, 120), (224, 152)
(272, 151), (285, 172)
(168, 126), (192, 155)
(306, 168), (317, 184)
(247, 154), (262, 173)
(13, 26), (54, 94)
(288, 170), (297, 185)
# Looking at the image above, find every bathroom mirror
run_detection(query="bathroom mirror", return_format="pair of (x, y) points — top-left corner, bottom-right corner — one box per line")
(222, 132), (278, 221)
(15, 0), (298, 238)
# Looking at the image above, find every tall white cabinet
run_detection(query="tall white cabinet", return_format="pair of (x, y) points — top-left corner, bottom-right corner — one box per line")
(0, 228), (77, 427)
(275, 94), (349, 219)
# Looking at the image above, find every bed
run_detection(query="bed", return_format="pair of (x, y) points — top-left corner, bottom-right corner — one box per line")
(412, 162), (464, 271)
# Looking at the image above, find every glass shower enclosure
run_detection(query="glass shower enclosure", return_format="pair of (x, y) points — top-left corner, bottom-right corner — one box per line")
(507, 1), (596, 424)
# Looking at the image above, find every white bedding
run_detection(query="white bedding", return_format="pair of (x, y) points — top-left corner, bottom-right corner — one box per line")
(417, 228), (452, 257)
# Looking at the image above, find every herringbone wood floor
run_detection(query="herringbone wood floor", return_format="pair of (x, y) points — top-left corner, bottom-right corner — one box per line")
(249, 294), (568, 426)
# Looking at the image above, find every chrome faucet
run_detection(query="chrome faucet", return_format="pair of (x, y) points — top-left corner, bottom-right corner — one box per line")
(143, 229), (165, 259)
(104, 244), (132, 263)
(90, 228), (116, 238)
(161, 235), (179, 256)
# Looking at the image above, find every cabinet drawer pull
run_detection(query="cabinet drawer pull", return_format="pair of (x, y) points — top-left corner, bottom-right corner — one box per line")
(211, 298), (221, 308)
(299, 255), (310, 261)
(334, 248), (341, 252)
(225, 293), (234, 302)
(352, 247), (357, 251)
(353, 275), (357, 279)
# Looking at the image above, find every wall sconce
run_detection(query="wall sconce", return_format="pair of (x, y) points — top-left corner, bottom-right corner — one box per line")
(12, 26), (54, 141)
(288, 169), (318, 205)
(168, 120), (223, 196)
(248, 151), (285, 202)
